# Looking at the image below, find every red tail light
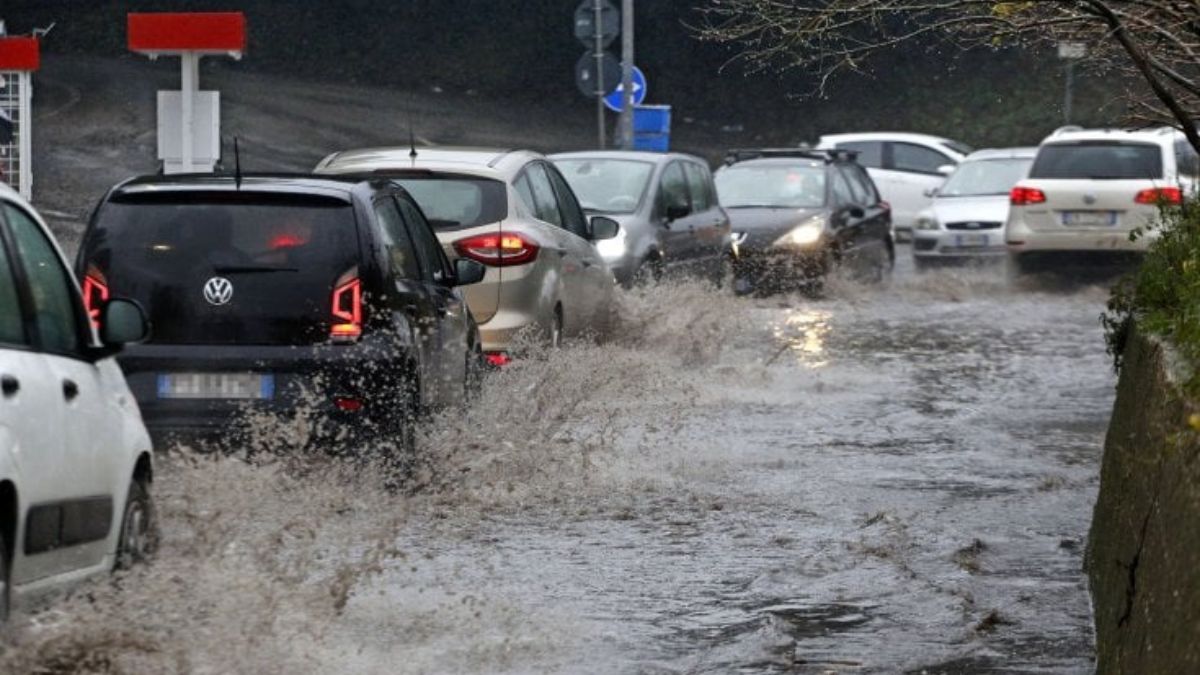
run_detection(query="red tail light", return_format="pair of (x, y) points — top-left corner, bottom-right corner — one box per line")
(1134, 187), (1183, 205)
(1010, 187), (1046, 206)
(485, 352), (512, 367)
(331, 270), (362, 344)
(334, 396), (364, 412)
(82, 267), (110, 330)
(453, 232), (539, 267)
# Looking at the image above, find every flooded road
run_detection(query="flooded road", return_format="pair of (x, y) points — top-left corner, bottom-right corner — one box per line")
(1, 251), (1109, 674)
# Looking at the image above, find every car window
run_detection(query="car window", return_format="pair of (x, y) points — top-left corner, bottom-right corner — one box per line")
(5, 204), (82, 355)
(840, 165), (872, 205)
(391, 177), (507, 231)
(1175, 138), (1200, 178)
(1030, 142), (1163, 180)
(835, 141), (883, 168)
(684, 163), (712, 211)
(396, 197), (450, 283)
(892, 142), (953, 175)
(513, 172), (537, 217)
(660, 162), (690, 214)
(544, 164), (589, 239)
(830, 169), (855, 206)
(524, 164), (563, 227)
(374, 199), (421, 281)
(0, 218), (28, 346)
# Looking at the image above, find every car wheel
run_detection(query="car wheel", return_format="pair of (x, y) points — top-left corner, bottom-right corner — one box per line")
(713, 253), (734, 289)
(116, 479), (157, 570)
(631, 255), (663, 287)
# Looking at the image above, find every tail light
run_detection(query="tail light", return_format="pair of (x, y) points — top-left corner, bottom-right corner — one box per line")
(1134, 187), (1183, 205)
(331, 269), (362, 344)
(1010, 187), (1046, 206)
(485, 352), (512, 367)
(82, 266), (110, 330)
(334, 396), (364, 412)
(453, 232), (539, 267)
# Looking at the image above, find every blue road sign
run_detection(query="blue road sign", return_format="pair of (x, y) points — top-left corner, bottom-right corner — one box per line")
(603, 66), (647, 113)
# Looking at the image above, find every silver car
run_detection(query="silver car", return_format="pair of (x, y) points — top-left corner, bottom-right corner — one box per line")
(315, 147), (619, 363)
(550, 151), (732, 286)
(911, 147), (1037, 268)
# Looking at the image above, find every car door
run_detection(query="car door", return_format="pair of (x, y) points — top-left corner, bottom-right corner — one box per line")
(1, 201), (117, 582)
(683, 161), (729, 270)
(656, 161), (701, 270)
(373, 197), (440, 409)
(886, 142), (956, 227)
(828, 168), (868, 270)
(843, 163), (892, 260)
(544, 162), (609, 329)
(523, 162), (589, 335)
(395, 194), (471, 407)
(833, 141), (893, 212)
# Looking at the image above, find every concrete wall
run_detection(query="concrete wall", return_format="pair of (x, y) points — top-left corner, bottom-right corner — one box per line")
(1087, 330), (1200, 672)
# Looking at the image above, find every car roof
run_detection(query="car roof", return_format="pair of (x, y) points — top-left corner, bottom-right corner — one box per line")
(317, 146), (540, 179)
(110, 174), (374, 201)
(721, 156), (827, 169)
(548, 150), (704, 165)
(1041, 127), (1180, 145)
(818, 131), (960, 146)
(962, 147), (1038, 161)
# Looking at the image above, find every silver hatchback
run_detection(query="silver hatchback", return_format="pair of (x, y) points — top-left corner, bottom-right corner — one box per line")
(315, 147), (619, 363)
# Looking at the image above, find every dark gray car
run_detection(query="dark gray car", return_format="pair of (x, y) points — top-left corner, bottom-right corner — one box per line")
(550, 151), (732, 286)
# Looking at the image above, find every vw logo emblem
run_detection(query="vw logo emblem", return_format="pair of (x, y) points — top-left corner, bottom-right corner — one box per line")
(203, 277), (234, 306)
(1083, 194), (1097, 205)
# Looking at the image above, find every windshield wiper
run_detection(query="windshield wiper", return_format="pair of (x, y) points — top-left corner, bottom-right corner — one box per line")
(213, 264), (299, 274)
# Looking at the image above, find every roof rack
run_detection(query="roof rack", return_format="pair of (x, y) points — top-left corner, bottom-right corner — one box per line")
(723, 147), (858, 165)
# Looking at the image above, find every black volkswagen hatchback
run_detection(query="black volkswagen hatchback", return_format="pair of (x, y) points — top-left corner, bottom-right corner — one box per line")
(76, 175), (486, 450)
(715, 149), (894, 293)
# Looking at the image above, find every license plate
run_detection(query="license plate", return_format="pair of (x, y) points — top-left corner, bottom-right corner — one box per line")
(1061, 211), (1117, 227)
(954, 234), (990, 248)
(157, 373), (274, 400)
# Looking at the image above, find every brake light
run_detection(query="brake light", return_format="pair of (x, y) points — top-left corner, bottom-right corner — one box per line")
(1010, 187), (1046, 206)
(334, 396), (364, 412)
(1134, 187), (1183, 205)
(82, 267), (110, 330)
(485, 352), (512, 367)
(331, 271), (362, 344)
(453, 232), (539, 267)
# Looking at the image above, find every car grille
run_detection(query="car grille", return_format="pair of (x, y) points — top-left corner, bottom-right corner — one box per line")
(913, 238), (938, 252)
(945, 221), (1002, 231)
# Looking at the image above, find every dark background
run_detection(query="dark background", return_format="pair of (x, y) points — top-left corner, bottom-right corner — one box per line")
(4, 0), (1121, 149)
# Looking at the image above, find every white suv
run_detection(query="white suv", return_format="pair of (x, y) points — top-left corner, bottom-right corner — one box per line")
(816, 132), (972, 236)
(0, 183), (156, 620)
(1007, 127), (1197, 270)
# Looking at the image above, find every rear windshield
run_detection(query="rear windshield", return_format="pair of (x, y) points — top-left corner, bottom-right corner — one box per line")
(392, 177), (507, 230)
(939, 158), (1033, 197)
(80, 193), (360, 345)
(1030, 142), (1163, 179)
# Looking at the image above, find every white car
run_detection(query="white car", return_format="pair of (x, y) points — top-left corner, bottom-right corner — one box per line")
(0, 183), (156, 620)
(816, 132), (972, 237)
(912, 147), (1037, 268)
(1006, 127), (1197, 272)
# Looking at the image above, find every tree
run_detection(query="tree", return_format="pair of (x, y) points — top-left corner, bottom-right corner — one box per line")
(697, 0), (1200, 153)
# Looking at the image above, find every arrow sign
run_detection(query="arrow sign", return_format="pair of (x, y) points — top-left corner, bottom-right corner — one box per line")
(603, 66), (647, 112)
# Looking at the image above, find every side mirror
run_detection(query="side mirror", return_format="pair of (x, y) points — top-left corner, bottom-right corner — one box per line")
(453, 258), (486, 286)
(589, 216), (620, 241)
(847, 206), (866, 219)
(936, 164), (955, 177)
(665, 203), (691, 222)
(100, 298), (150, 347)
(924, 187), (939, 198)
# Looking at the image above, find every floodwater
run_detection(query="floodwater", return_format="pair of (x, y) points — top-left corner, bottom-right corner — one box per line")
(0, 253), (1110, 674)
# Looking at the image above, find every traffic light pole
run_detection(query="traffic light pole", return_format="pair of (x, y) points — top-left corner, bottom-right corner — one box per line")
(593, 0), (606, 149)
(618, 0), (634, 148)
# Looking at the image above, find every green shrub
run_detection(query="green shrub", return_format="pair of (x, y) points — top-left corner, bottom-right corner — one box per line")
(1105, 197), (1200, 393)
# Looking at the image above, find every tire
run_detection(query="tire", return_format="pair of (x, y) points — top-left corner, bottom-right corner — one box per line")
(115, 480), (157, 570)
(631, 255), (663, 287)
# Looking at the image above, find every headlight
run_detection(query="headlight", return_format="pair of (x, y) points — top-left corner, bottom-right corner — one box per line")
(595, 225), (626, 260)
(774, 217), (825, 247)
(914, 215), (940, 231)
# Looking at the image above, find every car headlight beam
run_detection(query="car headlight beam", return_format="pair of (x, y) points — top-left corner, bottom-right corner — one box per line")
(774, 217), (825, 247)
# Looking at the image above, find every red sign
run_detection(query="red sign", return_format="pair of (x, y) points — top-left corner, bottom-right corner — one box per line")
(127, 12), (246, 54)
(0, 37), (40, 71)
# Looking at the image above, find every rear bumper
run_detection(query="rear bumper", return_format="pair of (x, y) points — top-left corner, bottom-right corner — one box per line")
(1006, 219), (1155, 253)
(119, 337), (415, 448)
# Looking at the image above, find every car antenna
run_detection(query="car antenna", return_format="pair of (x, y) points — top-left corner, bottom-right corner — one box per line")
(234, 136), (243, 189)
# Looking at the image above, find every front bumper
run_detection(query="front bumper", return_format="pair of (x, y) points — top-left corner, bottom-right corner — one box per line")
(733, 245), (831, 289)
(912, 229), (1007, 258)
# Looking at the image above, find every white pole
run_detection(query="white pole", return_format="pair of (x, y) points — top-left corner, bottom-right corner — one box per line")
(180, 52), (198, 173)
(18, 71), (30, 200)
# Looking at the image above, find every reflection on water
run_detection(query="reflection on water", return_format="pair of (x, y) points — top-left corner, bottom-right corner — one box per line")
(773, 309), (832, 368)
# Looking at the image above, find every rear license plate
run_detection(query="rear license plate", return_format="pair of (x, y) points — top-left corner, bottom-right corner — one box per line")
(954, 234), (990, 248)
(157, 373), (274, 400)
(1061, 211), (1118, 227)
